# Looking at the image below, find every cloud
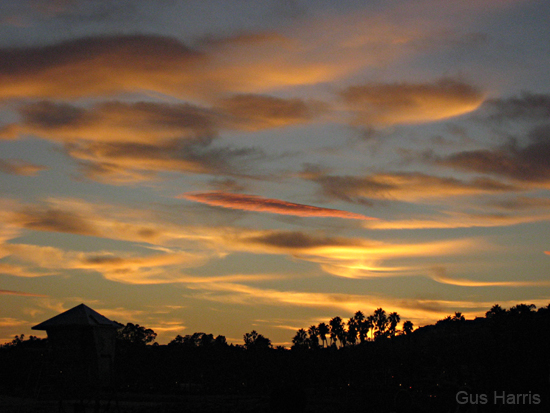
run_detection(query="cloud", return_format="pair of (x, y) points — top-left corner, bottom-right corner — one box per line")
(3, 197), (210, 246)
(181, 191), (377, 220)
(310, 172), (518, 204)
(1, 197), (485, 284)
(0, 6), (462, 102)
(483, 92), (550, 121)
(430, 267), (550, 287)
(0, 289), (47, 297)
(437, 124), (550, 183)
(229, 228), (482, 279)
(0, 262), (54, 278)
(3, 241), (217, 284)
(0, 317), (28, 328)
(185, 281), (509, 326)
(0, 159), (47, 176)
(216, 94), (328, 131)
(341, 79), (484, 126)
(5, 99), (284, 182)
(364, 211), (550, 230)
(12, 100), (216, 143)
(244, 231), (358, 249)
(65, 139), (261, 183)
(0, 35), (203, 100)
(0, 32), (345, 101)
(489, 196), (550, 211)
(14, 206), (100, 236)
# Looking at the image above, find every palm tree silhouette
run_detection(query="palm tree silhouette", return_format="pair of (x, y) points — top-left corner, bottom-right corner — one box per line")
(318, 322), (329, 348)
(388, 312), (401, 338)
(292, 328), (309, 349)
(402, 320), (414, 335)
(307, 325), (320, 349)
(353, 311), (369, 343)
(373, 308), (388, 340)
(329, 316), (345, 348)
(346, 317), (358, 346)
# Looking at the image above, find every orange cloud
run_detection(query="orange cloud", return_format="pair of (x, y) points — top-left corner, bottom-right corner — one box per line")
(312, 172), (518, 204)
(0, 7), (450, 103)
(216, 94), (328, 131)
(341, 79), (484, 126)
(184, 281), (508, 327)
(0, 289), (47, 297)
(181, 192), (377, 220)
(430, 267), (550, 287)
(365, 211), (550, 230)
(0, 35), (205, 100)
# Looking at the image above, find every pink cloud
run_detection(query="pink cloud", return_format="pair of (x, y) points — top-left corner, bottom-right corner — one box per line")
(180, 192), (377, 221)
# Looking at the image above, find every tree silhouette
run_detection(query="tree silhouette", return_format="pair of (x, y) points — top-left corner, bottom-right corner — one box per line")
(292, 328), (309, 350)
(402, 320), (414, 335)
(329, 316), (345, 348)
(117, 322), (157, 345)
(318, 322), (329, 348)
(452, 312), (465, 322)
(346, 317), (358, 345)
(509, 303), (536, 316)
(388, 312), (401, 338)
(372, 308), (388, 340)
(307, 325), (320, 349)
(486, 304), (506, 319)
(243, 330), (272, 350)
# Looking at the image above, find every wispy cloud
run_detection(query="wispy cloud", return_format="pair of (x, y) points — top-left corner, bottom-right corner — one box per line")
(0, 289), (47, 297)
(482, 92), (550, 121)
(185, 281), (511, 326)
(364, 211), (550, 230)
(232, 229), (482, 279)
(341, 79), (484, 126)
(435, 124), (550, 183)
(216, 94), (328, 131)
(0, 159), (47, 176)
(308, 172), (518, 204)
(430, 267), (550, 287)
(181, 192), (377, 220)
(2, 100), (273, 182)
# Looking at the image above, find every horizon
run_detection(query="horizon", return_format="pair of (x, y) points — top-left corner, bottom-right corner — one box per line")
(1, 0), (550, 347)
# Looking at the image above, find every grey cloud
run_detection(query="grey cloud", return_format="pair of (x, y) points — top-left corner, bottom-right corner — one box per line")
(0, 159), (47, 176)
(245, 230), (358, 250)
(437, 124), (550, 182)
(14, 207), (99, 235)
(483, 92), (550, 121)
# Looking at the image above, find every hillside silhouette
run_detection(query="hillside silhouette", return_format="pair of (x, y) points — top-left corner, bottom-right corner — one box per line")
(1, 303), (549, 412)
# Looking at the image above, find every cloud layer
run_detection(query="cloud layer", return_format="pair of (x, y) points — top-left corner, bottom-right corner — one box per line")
(181, 192), (377, 220)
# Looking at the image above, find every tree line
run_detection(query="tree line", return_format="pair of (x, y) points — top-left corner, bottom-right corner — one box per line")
(291, 308), (413, 350)
(2, 303), (549, 412)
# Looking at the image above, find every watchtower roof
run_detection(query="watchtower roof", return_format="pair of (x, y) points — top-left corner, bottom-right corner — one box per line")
(32, 303), (122, 330)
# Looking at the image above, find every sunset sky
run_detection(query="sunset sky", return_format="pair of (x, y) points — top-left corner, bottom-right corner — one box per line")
(1, 0), (550, 346)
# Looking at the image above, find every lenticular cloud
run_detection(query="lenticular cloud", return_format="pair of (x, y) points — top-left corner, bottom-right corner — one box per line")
(180, 192), (376, 221)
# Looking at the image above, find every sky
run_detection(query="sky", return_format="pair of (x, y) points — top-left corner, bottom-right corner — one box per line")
(1, 0), (550, 346)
